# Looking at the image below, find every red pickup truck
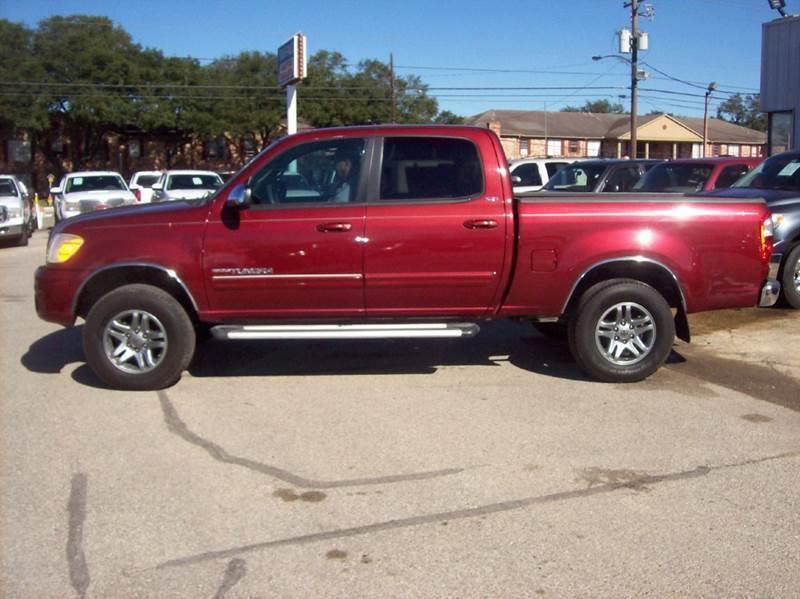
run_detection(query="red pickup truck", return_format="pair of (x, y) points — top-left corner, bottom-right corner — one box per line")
(35, 125), (780, 390)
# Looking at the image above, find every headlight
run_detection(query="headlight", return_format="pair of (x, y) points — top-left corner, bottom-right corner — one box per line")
(5, 206), (21, 219)
(46, 234), (84, 264)
(771, 213), (784, 229)
(65, 202), (80, 211)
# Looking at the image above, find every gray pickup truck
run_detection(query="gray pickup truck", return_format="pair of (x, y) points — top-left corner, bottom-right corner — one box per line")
(703, 150), (800, 308)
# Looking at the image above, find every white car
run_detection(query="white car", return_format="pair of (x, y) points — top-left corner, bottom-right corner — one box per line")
(509, 158), (594, 194)
(51, 171), (136, 222)
(128, 170), (163, 203)
(151, 170), (223, 202)
(0, 175), (34, 246)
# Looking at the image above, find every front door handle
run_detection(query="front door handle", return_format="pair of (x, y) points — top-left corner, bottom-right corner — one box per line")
(316, 222), (353, 233)
(463, 219), (498, 229)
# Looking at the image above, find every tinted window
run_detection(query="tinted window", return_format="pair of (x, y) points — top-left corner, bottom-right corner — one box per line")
(713, 164), (750, 189)
(545, 162), (568, 177)
(512, 164), (542, 187)
(380, 137), (482, 201)
(66, 175), (126, 193)
(543, 163), (608, 192)
(250, 138), (365, 206)
(735, 155), (800, 192)
(167, 175), (222, 190)
(603, 166), (641, 192)
(0, 179), (18, 196)
(634, 163), (713, 193)
(135, 175), (160, 188)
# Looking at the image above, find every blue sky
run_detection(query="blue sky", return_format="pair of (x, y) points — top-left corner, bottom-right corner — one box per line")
(0, 0), (783, 118)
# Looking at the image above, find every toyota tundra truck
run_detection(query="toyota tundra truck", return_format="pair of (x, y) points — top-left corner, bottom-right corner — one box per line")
(34, 125), (780, 390)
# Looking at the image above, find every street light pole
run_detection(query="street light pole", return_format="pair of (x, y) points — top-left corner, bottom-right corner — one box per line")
(703, 81), (717, 158)
(629, 0), (639, 159)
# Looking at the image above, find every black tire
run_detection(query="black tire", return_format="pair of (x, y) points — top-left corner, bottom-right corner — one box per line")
(781, 245), (800, 309)
(568, 279), (675, 383)
(82, 284), (196, 390)
(15, 230), (29, 247)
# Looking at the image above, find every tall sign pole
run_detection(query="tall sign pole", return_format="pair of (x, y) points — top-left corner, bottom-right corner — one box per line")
(277, 33), (307, 136)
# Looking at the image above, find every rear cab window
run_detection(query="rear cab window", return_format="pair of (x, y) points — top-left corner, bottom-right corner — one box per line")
(378, 137), (483, 201)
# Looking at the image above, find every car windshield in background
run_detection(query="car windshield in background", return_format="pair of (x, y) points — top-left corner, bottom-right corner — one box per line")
(135, 175), (160, 188)
(543, 163), (608, 192)
(66, 176), (126, 193)
(634, 163), (714, 193)
(167, 175), (222, 190)
(734, 156), (800, 192)
(0, 179), (18, 196)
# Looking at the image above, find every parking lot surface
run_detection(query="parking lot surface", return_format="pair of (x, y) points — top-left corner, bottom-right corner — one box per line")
(1, 230), (799, 597)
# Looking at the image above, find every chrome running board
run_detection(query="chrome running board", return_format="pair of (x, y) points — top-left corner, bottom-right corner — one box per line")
(210, 322), (480, 340)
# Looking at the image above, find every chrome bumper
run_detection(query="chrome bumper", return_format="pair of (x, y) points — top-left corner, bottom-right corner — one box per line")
(759, 253), (782, 307)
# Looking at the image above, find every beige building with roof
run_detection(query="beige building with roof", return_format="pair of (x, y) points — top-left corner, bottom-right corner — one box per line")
(466, 110), (767, 161)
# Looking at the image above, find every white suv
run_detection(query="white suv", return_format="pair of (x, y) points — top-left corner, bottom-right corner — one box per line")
(151, 170), (223, 202)
(128, 171), (163, 203)
(509, 158), (588, 194)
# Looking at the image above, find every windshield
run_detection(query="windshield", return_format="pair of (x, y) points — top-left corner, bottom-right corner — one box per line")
(543, 163), (608, 192)
(66, 175), (127, 193)
(734, 155), (800, 191)
(167, 174), (222, 190)
(0, 179), (18, 196)
(634, 163), (713, 193)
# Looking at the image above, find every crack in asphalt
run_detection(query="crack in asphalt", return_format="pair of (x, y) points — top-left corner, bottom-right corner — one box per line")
(158, 390), (463, 489)
(212, 558), (247, 599)
(145, 449), (800, 571)
(66, 473), (90, 599)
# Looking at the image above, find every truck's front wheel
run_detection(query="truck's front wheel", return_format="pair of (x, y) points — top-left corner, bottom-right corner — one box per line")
(569, 280), (674, 382)
(82, 284), (196, 390)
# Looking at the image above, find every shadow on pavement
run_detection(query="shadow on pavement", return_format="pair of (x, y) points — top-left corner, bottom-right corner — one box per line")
(21, 321), (593, 386)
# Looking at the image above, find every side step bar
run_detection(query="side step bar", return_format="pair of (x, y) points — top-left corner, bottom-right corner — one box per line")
(210, 322), (480, 340)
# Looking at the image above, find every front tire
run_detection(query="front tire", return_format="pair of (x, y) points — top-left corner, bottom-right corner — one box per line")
(781, 245), (800, 309)
(568, 279), (675, 382)
(82, 284), (196, 390)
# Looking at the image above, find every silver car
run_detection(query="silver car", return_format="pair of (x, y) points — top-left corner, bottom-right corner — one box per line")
(0, 175), (34, 247)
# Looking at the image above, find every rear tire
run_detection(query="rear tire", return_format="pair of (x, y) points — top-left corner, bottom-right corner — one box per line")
(781, 245), (800, 309)
(82, 284), (196, 390)
(568, 279), (674, 382)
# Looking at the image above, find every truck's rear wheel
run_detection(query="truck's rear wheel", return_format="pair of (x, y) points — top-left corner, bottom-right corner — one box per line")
(82, 284), (196, 390)
(568, 279), (674, 382)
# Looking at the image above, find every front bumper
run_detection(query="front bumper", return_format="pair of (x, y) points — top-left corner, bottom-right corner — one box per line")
(759, 253), (782, 307)
(34, 265), (84, 326)
(0, 222), (25, 238)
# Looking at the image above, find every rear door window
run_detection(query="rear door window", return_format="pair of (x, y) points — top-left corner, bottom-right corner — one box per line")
(602, 166), (642, 192)
(379, 137), (483, 201)
(545, 162), (568, 177)
(512, 164), (542, 186)
(713, 164), (750, 189)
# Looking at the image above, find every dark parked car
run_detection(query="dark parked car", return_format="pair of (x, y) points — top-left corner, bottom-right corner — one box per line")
(701, 150), (800, 308)
(634, 157), (761, 193)
(538, 159), (661, 194)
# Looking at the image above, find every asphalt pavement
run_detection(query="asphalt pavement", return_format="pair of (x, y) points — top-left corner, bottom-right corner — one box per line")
(1, 228), (799, 598)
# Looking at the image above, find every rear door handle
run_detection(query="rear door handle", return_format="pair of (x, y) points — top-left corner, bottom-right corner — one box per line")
(316, 222), (353, 232)
(463, 219), (498, 229)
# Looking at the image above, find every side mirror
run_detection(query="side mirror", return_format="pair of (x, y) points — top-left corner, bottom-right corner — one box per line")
(50, 186), (62, 195)
(226, 183), (252, 208)
(151, 182), (163, 191)
(511, 176), (522, 184)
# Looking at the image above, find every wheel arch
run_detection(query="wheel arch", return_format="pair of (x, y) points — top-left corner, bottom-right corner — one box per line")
(561, 257), (690, 342)
(73, 264), (200, 323)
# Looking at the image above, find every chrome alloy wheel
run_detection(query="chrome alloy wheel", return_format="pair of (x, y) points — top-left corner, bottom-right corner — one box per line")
(102, 310), (168, 374)
(594, 302), (656, 366)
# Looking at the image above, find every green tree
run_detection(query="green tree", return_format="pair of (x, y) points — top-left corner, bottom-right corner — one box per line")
(0, 20), (49, 136)
(434, 110), (465, 124)
(717, 93), (766, 132)
(562, 99), (625, 114)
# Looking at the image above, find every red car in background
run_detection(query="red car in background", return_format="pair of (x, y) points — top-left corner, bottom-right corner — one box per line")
(634, 157), (761, 193)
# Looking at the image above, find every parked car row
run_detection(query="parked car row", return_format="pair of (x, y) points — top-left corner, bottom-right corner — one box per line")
(50, 169), (225, 222)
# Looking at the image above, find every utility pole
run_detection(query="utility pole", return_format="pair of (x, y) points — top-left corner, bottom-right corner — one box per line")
(390, 53), (397, 123)
(629, 0), (639, 159)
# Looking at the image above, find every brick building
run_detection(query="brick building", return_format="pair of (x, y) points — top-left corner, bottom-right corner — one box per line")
(466, 110), (766, 161)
